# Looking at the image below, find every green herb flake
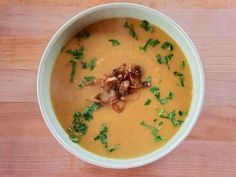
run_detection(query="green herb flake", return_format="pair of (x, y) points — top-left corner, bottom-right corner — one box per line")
(140, 20), (154, 33)
(153, 119), (157, 122)
(174, 71), (185, 87)
(81, 61), (87, 69)
(107, 144), (121, 152)
(69, 58), (77, 83)
(66, 46), (84, 60)
(84, 76), (96, 82)
(146, 76), (152, 84)
(67, 128), (79, 143)
(108, 39), (120, 46)
(179, 110), (187, 116)
(124, 21), (138, 40)
(72, 111), (88, 136)
(78, 76), (96, 89)
(158, 110), (184, 127)
(87, 58), (96, 71)
(156, 53), (174, 70)
(150, 86), (174, 105)
(140, 121), (164, 142)
(80, 58), (96, 71)
(94, 123), (120, 152)
(161, 41), (173, 51)
(159, 121), (164, 126)
(180, 60), (186, 70)
(140, 39), (159, 52)
(82, 103), (100, 121)
(77, 30), (90, 39)
(78, 81), (84, 89)
(144, 99), (152, 106)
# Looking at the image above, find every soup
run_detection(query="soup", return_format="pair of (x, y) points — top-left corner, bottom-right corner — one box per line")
(51, 18), (192, 158)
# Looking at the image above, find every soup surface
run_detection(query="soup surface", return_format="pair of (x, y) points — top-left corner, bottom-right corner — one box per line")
(51, 18), (192, 158)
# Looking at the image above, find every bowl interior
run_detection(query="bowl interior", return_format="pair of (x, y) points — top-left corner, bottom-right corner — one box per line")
(37, 3), (204, 169)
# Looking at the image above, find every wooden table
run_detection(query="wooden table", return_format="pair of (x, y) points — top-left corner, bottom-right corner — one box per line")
(1, 1), (236, 176)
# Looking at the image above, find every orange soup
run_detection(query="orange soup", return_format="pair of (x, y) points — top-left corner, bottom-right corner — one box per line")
(51, 18), (192, 158)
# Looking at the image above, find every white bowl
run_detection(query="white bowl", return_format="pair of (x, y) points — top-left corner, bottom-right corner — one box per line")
(37, 3), (205, 169)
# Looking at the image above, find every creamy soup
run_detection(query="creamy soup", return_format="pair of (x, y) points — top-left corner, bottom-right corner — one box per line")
(51, 18), (192, 158)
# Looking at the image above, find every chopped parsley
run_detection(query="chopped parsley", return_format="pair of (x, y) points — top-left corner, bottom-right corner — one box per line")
(84, 76), (96, 82)
(174, 71), (185, 87)
(140, 20), (154, 33)
(67, 111), (89, 143)
(124, 21), (138, 40)
(144, 98), (152, 106)
(180, 60), (186, 70)
(67, 128), (79, 143)
(156, 53), (174, 70)
(150, 86), (174, 105)
(69, 58), (77, 82)
(179, 110), (187, 116)
(77, 30), (90, 39)
(78, 76), (96, 89)
(159, 121), (164, 126)
(140, 39), (159, 51)
(145, 76), (152, 84)
(67, 47), (84, 82)
(81, 58), (96, 71)
(82, 103), (100, 121)
(108, 39), (120, 46)
(94, 123), (120, 152)
(161, 41), (173, 51)
(78, 81), (84, 89)
(140, 121), (164, 142)
(73, 111), (88, 135)
(158, 110), (184, 127)
(66, 46), (84, 60)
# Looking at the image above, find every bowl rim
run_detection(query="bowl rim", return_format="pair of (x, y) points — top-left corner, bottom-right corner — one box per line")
(37, 2), (205, 169)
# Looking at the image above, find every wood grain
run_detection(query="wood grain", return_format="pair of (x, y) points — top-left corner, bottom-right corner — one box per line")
(0, 1), (236, 176)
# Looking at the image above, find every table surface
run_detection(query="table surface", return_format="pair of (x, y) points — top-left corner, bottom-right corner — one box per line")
(1, 0), (236, 176)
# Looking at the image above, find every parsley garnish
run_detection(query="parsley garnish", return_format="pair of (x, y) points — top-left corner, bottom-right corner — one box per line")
(67, 111), (89, 143)
(67, 47), (84, 82)
(140, 20), (154, 33)
(82, 103), (100, 121)
(67, 128), (79, 143)
(150, 86), (174, 105)
(78, 76), (96, 89)
(81, 58), (96, 71)
(156, 53), (174, 70)
(180, 60), (185, 70)
(158, 110), (184, 127)
(66, 46), (84, 59)
(140, 39), (159, 51)
(84, 76), (96, 82)
(146, 76), (152, 84)
(124, 21), (138, 40)
(179, 110), (187, 116)
(108, 39), (120, 46)
(69, 58), (77, 82)
(77, 30), (90, 39)
(161, 41), (173, 51)
(140, 121), (164, 142)
(144, 99), (152, 106)
(73, 111), (88, 135)
(174, 71), (185, 87)
(78, 81), (84, 89)
(94, 123), (120, 152)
